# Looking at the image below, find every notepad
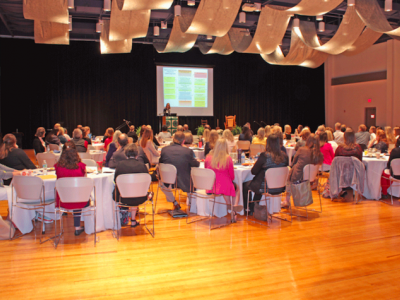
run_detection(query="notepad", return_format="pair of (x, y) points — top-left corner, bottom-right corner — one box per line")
(37, 175), (57, 180)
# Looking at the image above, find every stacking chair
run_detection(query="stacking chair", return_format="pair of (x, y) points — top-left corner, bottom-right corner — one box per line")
(237, 140), (251, 152)
(246, 166), (290, 226)
(54, 177), (97, 248)
(9, 176), (55, 243)
(382, 158), (400, 205)
(187, 167), (234, 231)
(155, 163), (180, 213)
(249, 144), (265, 158)
(82, 159), (97, 167)
(48, 144), (60, 151)
(78, 152), (91, 160)
(112, 174), (154, 240)
(36, 152), (57, 168)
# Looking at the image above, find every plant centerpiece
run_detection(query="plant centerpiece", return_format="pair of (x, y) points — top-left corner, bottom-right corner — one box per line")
(196, 125), (205, 136)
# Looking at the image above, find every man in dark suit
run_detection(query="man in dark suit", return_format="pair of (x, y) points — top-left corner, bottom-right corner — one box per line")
(109, 134), (129, 168)
(159, 131), (200, 210)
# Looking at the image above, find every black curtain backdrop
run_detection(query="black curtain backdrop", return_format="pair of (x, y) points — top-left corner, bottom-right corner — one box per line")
(0, 38), (325, 149)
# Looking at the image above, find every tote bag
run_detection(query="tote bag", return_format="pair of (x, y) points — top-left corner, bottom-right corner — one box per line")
(290, 180), (313, 207)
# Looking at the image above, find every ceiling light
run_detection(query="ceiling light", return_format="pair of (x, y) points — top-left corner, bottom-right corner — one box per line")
(206, 35), (212, 40)
(68, 0), (74, 9)
(175, 5), (181, 16)
(347, 0), (355, 6)
(239, 12), (246, 23)
(96, 20), (102, 33)
(292, 17), (299, 28)
(161, 21), (167, 29)
(316, 15), (323, 21)
(385, 0), (392, 11)
(104, 0), (111, 11)
(154, 25), (160, 36)
(318, 21), (325, 32)
(69, 16), (72, 31)
(255, 3), (261, 12)
(188, 0), (195, 6)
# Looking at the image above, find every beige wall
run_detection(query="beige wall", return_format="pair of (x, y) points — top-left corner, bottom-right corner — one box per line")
(324, 40), (400, 130)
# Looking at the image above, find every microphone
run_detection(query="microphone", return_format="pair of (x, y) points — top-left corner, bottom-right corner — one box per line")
(253, 120), (261, 127)
(123, 119), (131, 124)
(261, 121), (267, 126)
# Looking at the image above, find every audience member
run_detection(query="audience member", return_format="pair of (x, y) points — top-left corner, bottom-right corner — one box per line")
(202, 128), (211, 145)
(369, 126), (376, 141)
(284, 125), (292, 140)
(159, 131), (200, 211)
(275, 131), (287, 154)
(265, 125), (271, 138)
(239, 126), (253, 143)
(326, 130), (338, 152)
(315, 125), (325, 136)
(138, 125), (146, 142)
(294, 125), (303, 136)
(252, 128), (267, 145)
(183, 132), (196, 148)
(54, 141), (87, 236)
(113, 143), (150, 227)
(105, 130), (122, 167)
(222, 129), (236, 152)
(127, 125), (137, 140)
(33, 127), (46, 154)
(335, 131), (363, 161)
(54, 123), (61, 130)
(204, 124), (211, 131)
(183, 124), (191, 133)
(82, 127), (92, 145)
(0, 134), (36, 172)
(205, 130), (219, 157)
(381, 138), (400, 197)
(340, 124), (347, 133)
(71, 129), (88, 153)
(355, 124), (370, 148)
(177, 125), (184, 132)
(64, 128), (71, 140)
(103, 128), (114, 149)
(140, 128), (160, 163)
(369, 129), (389, 153)
(109, 134), (129, 168)
(295, 128), (311, 151)
(385, 126), (396, 144)
(319, 132), (335, 167)
(45, 129), (61, 146)
(158, 125), (171, 140)
(58, 127), (68, 144)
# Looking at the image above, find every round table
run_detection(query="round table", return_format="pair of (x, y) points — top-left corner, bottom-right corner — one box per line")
(362, 155), (389, 200)
(91, 143), (105, 151)
(54, 150), (106, 162)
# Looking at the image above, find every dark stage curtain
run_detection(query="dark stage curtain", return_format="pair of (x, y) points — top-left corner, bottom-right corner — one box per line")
(0, 39), (325, 148)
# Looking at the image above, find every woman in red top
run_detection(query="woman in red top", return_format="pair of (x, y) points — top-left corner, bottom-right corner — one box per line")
(103, 127), (114, 151)
(55, 141), (88, 236)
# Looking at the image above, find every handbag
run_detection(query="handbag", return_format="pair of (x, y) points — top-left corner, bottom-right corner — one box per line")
(290, 180), (313, 207)
(254, 202), (268, 221)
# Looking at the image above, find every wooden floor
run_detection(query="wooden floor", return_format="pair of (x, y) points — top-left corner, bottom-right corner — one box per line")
(1, 185), (400, 300)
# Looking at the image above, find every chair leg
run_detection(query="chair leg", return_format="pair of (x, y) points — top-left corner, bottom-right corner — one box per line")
(94, 208), (97, 247)
(209, 196), (216, 231)
(186, 193), (209, 225)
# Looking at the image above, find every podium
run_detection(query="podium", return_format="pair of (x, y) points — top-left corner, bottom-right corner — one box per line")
(163, 116), (179, 134)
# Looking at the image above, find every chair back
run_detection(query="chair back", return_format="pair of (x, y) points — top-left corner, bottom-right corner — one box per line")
(78, 152), (91, 159)
(56, 177), (94, 204)
(36, 152), (57, 168)
(82, 159), (97, 167)
(48, 144), (59, 151)
(87, 145), (96, 151)
(303, 164), (320, 181)
(224, 115), (236, 129)
(391, 159), (400, 176)
(265, 167), (290, 189)
(237, 140), (250, 151)
(12, 176), (44, 200)
(249, 144), (265, 158)
(116, 173), (151, 198)
(158, 163), (177, 184)
(191, 167), (216, 191)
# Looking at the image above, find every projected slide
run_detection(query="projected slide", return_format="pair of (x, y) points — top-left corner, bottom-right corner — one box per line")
(163, 68), (208, 108)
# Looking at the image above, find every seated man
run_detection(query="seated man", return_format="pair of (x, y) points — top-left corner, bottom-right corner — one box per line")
(333, 122), (344, 144)
(158, 125), (171, 140)
(71, 128), (88, 152)
(159, 131), (200, 210)
(109, 134), (129, 168)
(176, 125), (184, 132)
(183, 124), (191, 133)
(355, 124), (370, 148)
(128, 125), (138, 143)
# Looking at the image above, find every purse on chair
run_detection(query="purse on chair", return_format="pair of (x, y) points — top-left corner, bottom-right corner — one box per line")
(290, 180), (313, 207)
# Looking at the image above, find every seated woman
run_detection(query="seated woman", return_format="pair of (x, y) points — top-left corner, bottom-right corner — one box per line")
(326, 130), (338, 152)
(113, 143), (150, 227)
(239, 126), (253, 143)
(33, 127), (46, 154)
(319, 132), (335, 168)
(58, 127), (68, 144)
(205, 138), (242, 221)
(222, 129), (236, 152)
(158, 125), (171, 141)
(45, 129), (61, 146)
(252, 128), (267, 146)
(385, 126), (396, 144)
(295, 128), (311, 151)
(243, 134), (289, 215)
(284, 125), (292, 140)
(82, 127), (92, 145)
(103, 128), (114, 150)
(0, 134), (37, 173)
(201, 128), (211, 147)
(54, 141), (87, 236)
(141, 128), (160, 163)
(335, 131), (363, 161)
(105, 130), (122, 167)
(204, 130), (219, 157)
(369, 129), (389, 153)
(294, 125), (303, 137)
(381, 138), (400, 198)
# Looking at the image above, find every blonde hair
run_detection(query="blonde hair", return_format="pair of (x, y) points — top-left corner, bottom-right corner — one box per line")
(385, 126), (396, 144)
(59, 127), (65, 135)
(265, 125), (271, 138)
(326, 130), (334, 141)
(210, 138), (229, 169)
(271, 126), (282, 134)
(222, 129), (234, 142)
(284, 125), (291, 134)
(209, 130), (219, 149)
(112, 130), (122, 144)
(256, 127), (265, 140)
(203, 129), (211, 143)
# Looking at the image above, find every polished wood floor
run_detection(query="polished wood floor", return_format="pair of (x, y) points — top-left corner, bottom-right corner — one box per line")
(1, 183), (400, 299)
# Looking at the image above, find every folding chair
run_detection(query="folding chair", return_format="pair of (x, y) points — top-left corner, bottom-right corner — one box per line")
(36, 152), (57, 168)
(48, 144), (60, 151)
(112, 173), (154, 240)
(155, 163), (181, 214)
(237, 140), (251, 152)
(81, 159), (97, 167)
(382, 158), (400, 205)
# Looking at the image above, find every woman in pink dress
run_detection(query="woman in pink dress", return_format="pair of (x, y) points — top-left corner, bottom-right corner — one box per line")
(319, 132), (335, 166)
(55, 141), (88, 236)
(205, 138), (242, 222)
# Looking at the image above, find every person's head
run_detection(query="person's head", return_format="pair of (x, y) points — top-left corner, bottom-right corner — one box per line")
(359, 124), (367, 132)
(54, 123), (61, 130)
(147, 125), (152, 130)
(58, 127), (65, 136)
(173, 131), (186, 145)
(335, 122), (341, 130)
(297, 125), (303, 133)
(183, 124), (189, 131)
(162, 125), (168, 132)
(376, 129), (388, 145)
(81, 127), (88, 138)
(64, 128), (68, 134)
(203, 128), (211, 142)
(385, 126), (394, 140)
(124, 143), (139, 158)
(184, 132), (193, 145)
(369, 126), (376, 134)
(35, 127), (46, 138)
(0, 134), (17, 159)
(205, 124), (211, 131)
(394, 127), (400, 137)
(112, 130), (122, 145)
(346, 127), (353, 132)
(257, 127), (265, 140)
(341, 124), (346, 132)
(284, 125), (291, 134)
(300, 128), (311, 141)
(306, 135), (324, 165)
(271, 126), (282, 134)
(85, 126), (91, 134)
(244, 122), (251, 130)
(118, 134), (129, 148)
(265, 125), (271, 137)
(140, 128), (153, 148)
(326, 130), (334, 141)
(177, 125), (184, 132)
(266, 134), (285, 164)
(62, 141), (76, 151)
(57, 146), (81, 170)
(222, 129), (234, 142)
(77, 125), (83, 129)
(319, 132), (328, 146)
(343, 131), (356, 148)
(316, 125), (325, 134)
(49, 128), (59, 137)
(210, 138), (229, 169)
(73, 128), (82, 139)
(129, 125), (135, 132)
(139, 125), (146, 137)
(106, 127), (114, 137)
(166, 103), (170, 110)
(209, 130), (219, 149)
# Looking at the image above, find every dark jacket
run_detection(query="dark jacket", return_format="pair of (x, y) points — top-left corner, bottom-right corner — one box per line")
(33, 136), (45, 154)
(372, 141), (389, 153)
(204, 142), (212, 157)
(388, 147), (400, 179)
(159, 143), (200, 192)
(109, 146), (127, 168)
(335, 144), (363, 162)
(0, 148), (36, 170)
(58, 135), (68, 144)
(45, 134), (61, 145)
(239, 134), (252, 143)
(128, 131), (138, 143)
(290, 147), (313, 182)
(105, 142), (117, 167)
(72, 138), (87, 153)
(83, 137), (92, 145)
(113, 158), (149, 206)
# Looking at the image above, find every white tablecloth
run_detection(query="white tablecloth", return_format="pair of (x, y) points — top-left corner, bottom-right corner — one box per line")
(6, 168), (115, 235)
(54, 150), (106, 162)
(91, 143), (105, 151)
(285, 146), (296, 166)
(193, 150), (205, 160)
(362, 156), (389, 200)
